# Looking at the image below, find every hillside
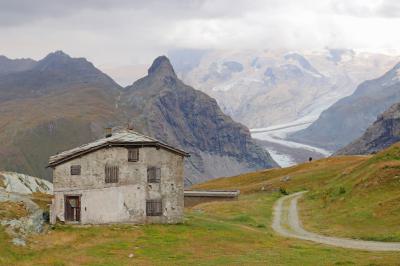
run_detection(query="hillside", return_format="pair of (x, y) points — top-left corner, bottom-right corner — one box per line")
(336, 102), (400, 155)
(290, 62), (400, 151)
(0, 52), (276, 183)
(194, 143), (400, 241)
(2, 147), (400, 264)
(0, 51), (122, 180)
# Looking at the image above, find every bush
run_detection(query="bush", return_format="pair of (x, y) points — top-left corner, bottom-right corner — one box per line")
(279, 187), (288, 195)
(42, 211), (50, 223)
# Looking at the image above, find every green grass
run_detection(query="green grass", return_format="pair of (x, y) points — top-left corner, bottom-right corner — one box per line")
(1, 193), (400, 265)
(3, 144), (400, 265)
(195, 143), (400, 244)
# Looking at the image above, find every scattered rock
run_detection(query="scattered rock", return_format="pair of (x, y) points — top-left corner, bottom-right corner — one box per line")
(128, 253), (134, 258)
(12, 238), (26, 246)
(281, 176), (291, 182)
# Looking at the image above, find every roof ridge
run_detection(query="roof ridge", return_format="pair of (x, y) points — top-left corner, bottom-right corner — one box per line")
(48, 129), (189, 167)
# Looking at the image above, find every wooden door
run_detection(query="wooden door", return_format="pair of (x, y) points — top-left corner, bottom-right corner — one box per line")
(65, 195), (81, 222)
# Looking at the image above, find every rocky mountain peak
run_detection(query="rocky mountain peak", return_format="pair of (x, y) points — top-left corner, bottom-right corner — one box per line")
(41, 50), (71, 61)
(148, 55), (177, 78)
(35, 50), (94, 72)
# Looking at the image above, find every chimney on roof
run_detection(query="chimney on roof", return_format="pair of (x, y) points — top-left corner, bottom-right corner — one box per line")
(127, 123), (134, 131)
(105, 127), (112, 138)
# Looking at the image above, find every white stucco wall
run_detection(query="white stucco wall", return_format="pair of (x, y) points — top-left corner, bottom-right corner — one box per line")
(51, 146), (184, 224)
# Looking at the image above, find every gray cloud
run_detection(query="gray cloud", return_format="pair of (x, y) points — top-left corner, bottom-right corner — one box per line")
(0, 0), (265, 27)
(0, 0), (398, 69)
(331, 0), (400, 18)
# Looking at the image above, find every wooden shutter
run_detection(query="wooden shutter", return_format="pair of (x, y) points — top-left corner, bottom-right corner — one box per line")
(105, 165), (119, 183)
(70, 165), (81, 175)
(147, 167), (161, 183)
(128, 148), (139, 162)
(155, 168), (161, 182)
(146, 199), (162, 216)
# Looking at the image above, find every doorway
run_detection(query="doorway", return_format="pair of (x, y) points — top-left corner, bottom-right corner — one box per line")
(65, 195), (81, 222)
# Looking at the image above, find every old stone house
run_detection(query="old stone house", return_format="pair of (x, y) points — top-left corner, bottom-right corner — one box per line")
(48, 129), (189, 224)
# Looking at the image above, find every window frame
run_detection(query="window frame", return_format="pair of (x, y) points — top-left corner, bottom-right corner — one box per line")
(105, 165), (119, 183)
(147, 166), (161, 183)
(70, 165), (81, 176)
(128, 148), (139, 162)
(146, 199), (162, 216)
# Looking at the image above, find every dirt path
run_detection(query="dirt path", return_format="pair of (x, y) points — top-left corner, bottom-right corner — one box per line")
(272, 191), (400, 251)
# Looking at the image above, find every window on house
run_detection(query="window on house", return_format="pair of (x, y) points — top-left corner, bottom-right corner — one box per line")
(70, 165), (81, 175)
(147, 167), (161, 183)
(128, 148), (139, 162)
(146, 199), (162, 216)
(105, 165), (119, 183)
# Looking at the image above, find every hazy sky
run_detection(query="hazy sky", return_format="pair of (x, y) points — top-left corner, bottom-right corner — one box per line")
(1, 0), (400, 68)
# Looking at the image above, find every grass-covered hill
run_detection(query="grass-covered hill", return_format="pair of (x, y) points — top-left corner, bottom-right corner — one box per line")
(195, 142), (400, 242)
(2, 144), (400, 265)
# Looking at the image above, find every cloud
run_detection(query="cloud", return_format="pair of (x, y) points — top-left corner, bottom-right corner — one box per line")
(0, 0), (399, 68)
(331, 0), (400, 18)
(0, 0), (264, 27)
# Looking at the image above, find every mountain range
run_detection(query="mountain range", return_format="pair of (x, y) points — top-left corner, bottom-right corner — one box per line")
(169, 49), (400, 129)
(291, 62), (400, 151)
(0, 51), (277, 183)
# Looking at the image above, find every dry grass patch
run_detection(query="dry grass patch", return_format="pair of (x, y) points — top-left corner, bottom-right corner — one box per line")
(0, 174), (5, 188)
(31, 192), (53, 211)
(0, 201), (28, 220)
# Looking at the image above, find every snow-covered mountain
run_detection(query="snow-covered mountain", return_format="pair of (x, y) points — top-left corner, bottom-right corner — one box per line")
(170, 49), (400, 129)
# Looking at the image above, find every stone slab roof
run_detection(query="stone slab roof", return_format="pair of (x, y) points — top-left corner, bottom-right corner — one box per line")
(48, 129), (189, 167)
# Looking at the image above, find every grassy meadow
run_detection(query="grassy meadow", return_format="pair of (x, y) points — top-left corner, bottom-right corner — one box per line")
(2, 144), (400, 265)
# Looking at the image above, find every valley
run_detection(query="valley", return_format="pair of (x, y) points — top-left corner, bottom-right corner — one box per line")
(251, 118), (331, 167)
(2, 2), (400, 265)
(169, 49), (400, 165)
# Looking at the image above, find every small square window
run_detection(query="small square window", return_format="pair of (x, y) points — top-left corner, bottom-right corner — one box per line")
(146, 199), (162, 216)
(70, 165), (81, 175)
(105, 165), (119, 183)
(128, 148), (139, 162)
(147, 167), (161, 183)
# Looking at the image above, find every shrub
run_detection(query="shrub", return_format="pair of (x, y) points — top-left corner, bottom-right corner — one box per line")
(279, 187), (288, 195)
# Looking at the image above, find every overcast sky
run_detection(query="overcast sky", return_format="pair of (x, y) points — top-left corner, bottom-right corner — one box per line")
(1, 0), (400, 68)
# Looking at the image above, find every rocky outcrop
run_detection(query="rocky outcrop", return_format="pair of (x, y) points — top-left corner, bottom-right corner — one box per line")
(0, 172), (51, 246)
(291, 62), (400, 151)
(0, 172), (53, 194)
(336, 103), (400, 155)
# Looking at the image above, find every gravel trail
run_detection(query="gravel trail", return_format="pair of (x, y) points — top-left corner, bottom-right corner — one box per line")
(272, 191), (400, 251)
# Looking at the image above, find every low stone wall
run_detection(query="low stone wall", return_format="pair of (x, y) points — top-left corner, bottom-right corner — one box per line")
(184, 190), (240, 208)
